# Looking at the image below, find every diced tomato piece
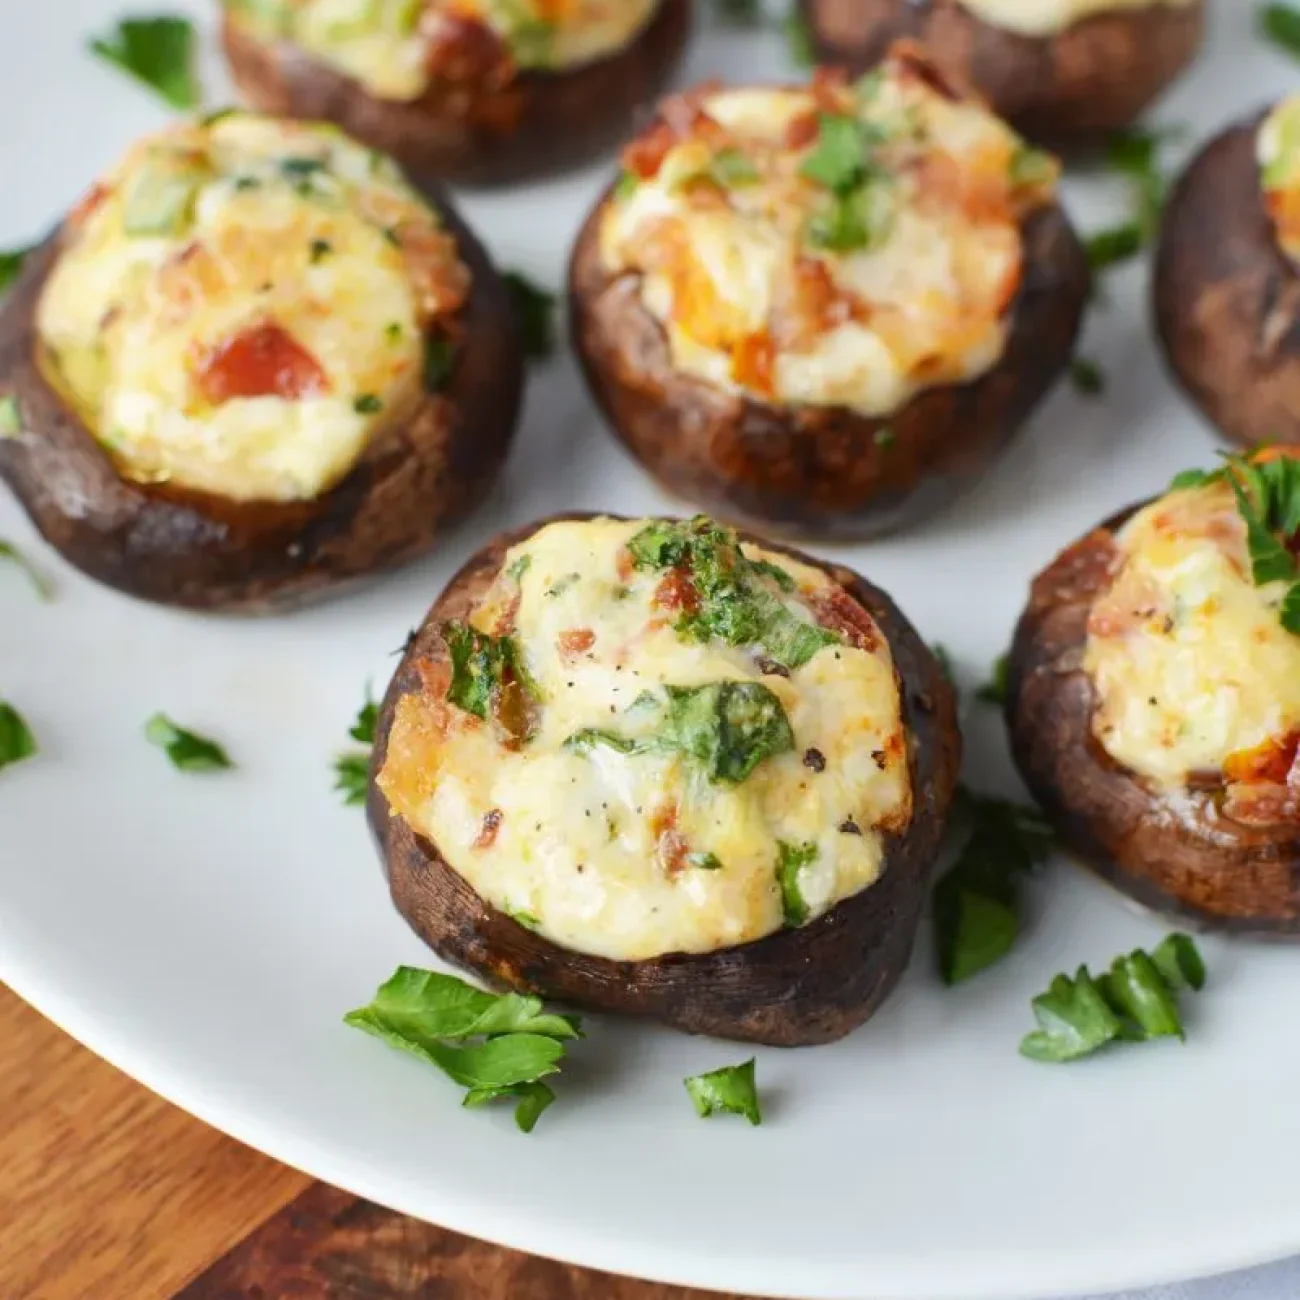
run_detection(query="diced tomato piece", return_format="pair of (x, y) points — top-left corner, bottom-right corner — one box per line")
(196, 322), (328, 404)
(732, 330), (778, 398)
(623, 122), (679, 180)
(422, 13), (513, 88)
(786, 110), (820, 150)
(653, 569), (701, 615)
(558, 628), (596, 659)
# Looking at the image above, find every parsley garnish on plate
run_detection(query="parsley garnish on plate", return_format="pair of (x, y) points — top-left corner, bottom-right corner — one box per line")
(144, 713), (232, 772)
(1020, 934), (1206, 1063)
(0, 701), (36, 772)
(784, 9), (815, 66)
(0, 246), (32, 297)
(684, 1058), (762, 1125)
(1070, 357), (1106, 397)
(88, 16), (201, 111)
(975, 654), (1009, 706)
(504, 271), (557, 360)
(0, 541), (52, 601)
(346, 966), (583, 1133)
(933, 791), (1054, 985)
(334, 687), (377, 806)
(1086, 126), (1182, 276)
(1260, 3), (1300, 57)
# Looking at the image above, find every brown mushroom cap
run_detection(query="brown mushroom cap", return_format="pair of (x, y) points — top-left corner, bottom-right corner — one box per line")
(0, 190), (523, 613)
(568, 179), (1089, 542)
(221, 0), (693, 189)
(1006, 506), (1300, 933)
(1154, 110), (1300, 452)
(367, 515), (962, 1046)
(798, 0), (1205, 145)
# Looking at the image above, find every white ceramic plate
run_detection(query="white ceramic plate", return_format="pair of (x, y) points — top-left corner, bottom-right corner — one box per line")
(4, 4), (1300, 1298)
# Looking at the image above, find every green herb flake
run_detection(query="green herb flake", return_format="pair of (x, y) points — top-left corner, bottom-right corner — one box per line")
(504, 271), (557, 360)
(0, 395), (19, 436)
(777, 840), (817, 927)
(444, 621), (538, 739)
(353, 393), (383, 415)
(309, 238), (332, 264)
(1261, 3), (1300, 58)
(424, 335), (456, 392)
(614, 170), (640, 201)
(385, 322), (404, 344)
(0, 540), (52, 601)
(1008, 146), (1057, 188)
(873, 428), (896, 449)
(1020, 934), (1205, 1063)
(349, 689), (378, 745)
(625, 517), (838, 671)
(933, 791), (1054, 985)
(708, 147), (761, 188)
(346, 966), (582, 1133)
(684, 1058), (761, 1125)
(333, 752), (369, 806)
(1085, 222), (1144, 273)
(1070, 357), (1106, 397)
(784, 9), (815, 67)
(0, 701), (36, 772)
(688, 851), (724, 871)
(975, 654), (1009, 707)
(144, 713), (233, 772)
(800, 114), (871, 192)
(89, 16), (200, 111)
(0, 247), (31, 297)
(507, 553), (532, 582)
(712, 0), (762, 23)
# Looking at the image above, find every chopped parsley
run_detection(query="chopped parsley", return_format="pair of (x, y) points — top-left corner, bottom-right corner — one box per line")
(0, 701), (36, 772)
(625, 517), (838, 671)
(1170, 452), (1300, 633)
(0, 395), (19, 435)
(144, 713), (233, 772)
(309, 238), (332, 264)
(504, 271), (557, 360)
(777, 840), (818, 927)
(800, 113), (895, 254)
(567, 681), (795, 786)
(707, 147), (761, 188)
(933, 790), (1054, 985)
(614, 170), (640, 201)
(353, 394), (383, 415)
(1070, 357), (1106, 396)
(0, 540), (52, 601)
(684, 1058), (761, 1125)
(1260, 3), (1300, 58)
(346, 966), (582, 1133)
(444, 622), (539, 741)
(0, 247), (31, 297)
(784, 9), (815, 66)
(976, 654), (1010, 706)
(88, 16), (200, 110)
(1021, 934), (1206, 1063)
(1086, 126), (1182, 276)
(424, 335), (456, 392)
(334, 688), (378, 806)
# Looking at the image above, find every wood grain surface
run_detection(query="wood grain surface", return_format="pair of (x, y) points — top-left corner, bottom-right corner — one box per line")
(0, 985), (744, 1300)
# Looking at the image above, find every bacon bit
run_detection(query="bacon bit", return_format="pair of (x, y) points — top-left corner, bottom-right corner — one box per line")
(69, 182), (111, 229)
(732, 330), (777, 398)
(651, 805), (689, 879)
(558, 627), (596, 659)
(195, 322), (328, 405)
(473, 808), (503, 850)
(653, 568), (701, 615)
(490, 589), (522, 638)
(773, 256), (865, 352)
(623, 122), (679, 180)
(389, 221), (470, 322)
(1224, 732), (1300, 786)
(616, 547), (636, 582)
(421, 12), (514, 90)
(785, 110), (820, 150)
(810, 65), (851, 114)
(811, 585), (882, 652)
(658, 84), (724, 139)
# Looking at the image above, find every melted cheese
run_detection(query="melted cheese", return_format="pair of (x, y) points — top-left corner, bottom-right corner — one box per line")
(1083, 481), (1300, 788)
(600, 52), (1058, 419)
(1259, 97), (1300, 266)
(957, 0), (1196, 38)
(380, 518), (912, 962)
(37, 113), (467, 502)
(227, 0), (658, 102)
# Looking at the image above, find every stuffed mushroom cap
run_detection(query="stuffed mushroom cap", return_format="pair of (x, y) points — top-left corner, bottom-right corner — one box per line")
(799, 0), (1205, 145)
(221, 0), (692, 186)
(1008, 448), (1300, 930)
(1155, 96), (1300, 450)
(0, 111), (522, 609)
(370, 513), (960, 1043)
(570, 46), (1089, 539)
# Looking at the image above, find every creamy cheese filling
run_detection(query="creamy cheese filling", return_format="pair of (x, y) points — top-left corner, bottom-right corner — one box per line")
(37, 113), (467, 503)
(226, 0), (659, 102)
(1083, 481), (1300, 789)
(380, 518), (912, 962)
(956, 0), (1196, 38)
(1259, 96), (1300, 267)
(600, 52), (1057, 419)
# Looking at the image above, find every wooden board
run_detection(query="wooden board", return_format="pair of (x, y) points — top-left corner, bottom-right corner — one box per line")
(0, 986), (744, 1299)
